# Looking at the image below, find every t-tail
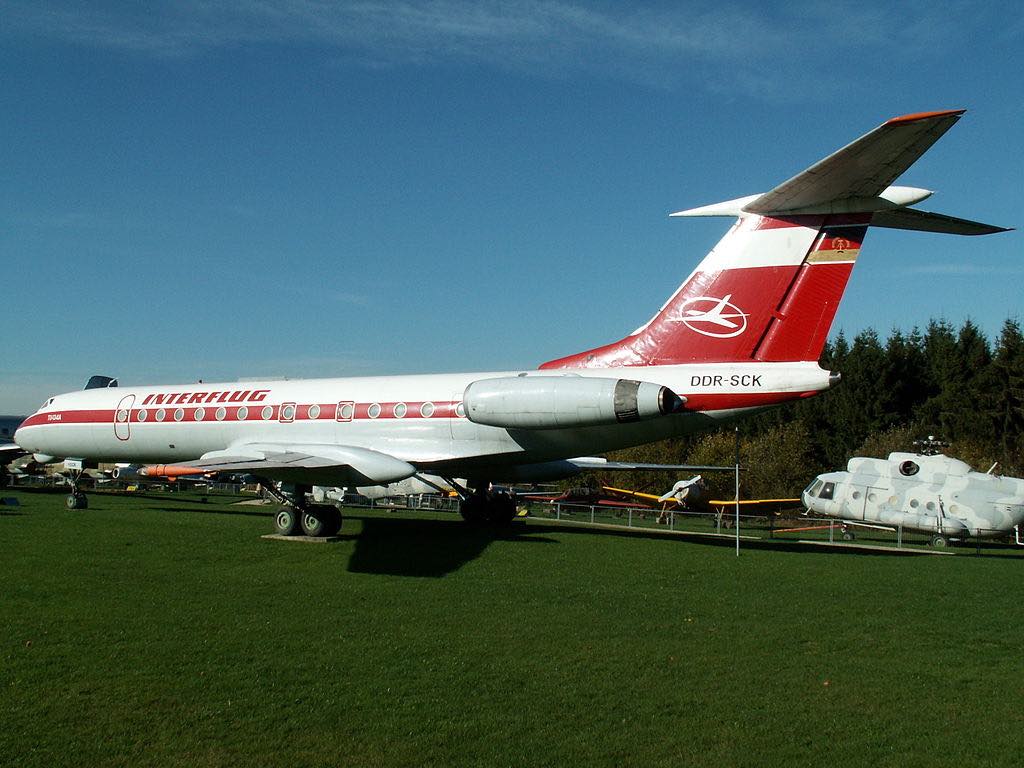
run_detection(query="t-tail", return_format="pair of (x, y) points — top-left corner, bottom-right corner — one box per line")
(541, 110), (1010, 370)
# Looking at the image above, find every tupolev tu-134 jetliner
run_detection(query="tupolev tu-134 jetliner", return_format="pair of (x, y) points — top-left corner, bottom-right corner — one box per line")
(16, 110), (1010, 536)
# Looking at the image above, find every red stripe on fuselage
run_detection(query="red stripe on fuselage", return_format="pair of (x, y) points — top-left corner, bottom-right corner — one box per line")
(17, 392), (812, 431)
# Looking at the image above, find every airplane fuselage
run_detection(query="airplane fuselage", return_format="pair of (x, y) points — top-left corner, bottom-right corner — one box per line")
(16, 362), (832, 482)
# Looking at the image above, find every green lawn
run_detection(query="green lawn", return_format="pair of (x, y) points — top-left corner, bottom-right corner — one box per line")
(2, 488), (1023, 767)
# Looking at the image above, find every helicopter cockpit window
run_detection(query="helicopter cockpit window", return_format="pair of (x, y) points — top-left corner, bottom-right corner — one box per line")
(805, 479), (825, 497)
(819, 482), (835, 500)
(899, 460), (920, 477)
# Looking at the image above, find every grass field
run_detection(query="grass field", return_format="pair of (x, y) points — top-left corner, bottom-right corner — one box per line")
(3, 488), (1023, 767)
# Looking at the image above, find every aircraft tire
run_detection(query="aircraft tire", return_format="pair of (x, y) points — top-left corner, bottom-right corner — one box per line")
(65, 493), (88, 510)
(459, 495), (487, 524)
(485, 491), (517, 526)
(300, 505), (338, 537)
(841, 530), (855, 541)
(931, 535), (948, 548)
(322, 506), (343, 537)
(274, 507), (302, 536)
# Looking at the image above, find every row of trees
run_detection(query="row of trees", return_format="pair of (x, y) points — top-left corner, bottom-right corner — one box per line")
(602, 319), (1024, 500)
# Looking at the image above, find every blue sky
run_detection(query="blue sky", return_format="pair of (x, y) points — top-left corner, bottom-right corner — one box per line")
(2, 1), (1022, 414)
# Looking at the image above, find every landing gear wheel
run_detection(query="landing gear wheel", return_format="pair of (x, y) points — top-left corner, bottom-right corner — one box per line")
(459, 494), (487, 524)
(485, 491), (517, 526)
(841, 530), (855, 541)
(299, 505), (341, 537)
(322, 506), (343, 537)
(65, 492), (88, 510)
(274, 506), (301, 536)
(931, 535), (948, 548)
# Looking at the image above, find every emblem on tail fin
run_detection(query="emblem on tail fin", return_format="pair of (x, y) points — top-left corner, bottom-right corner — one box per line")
(671, 295), (749, 338)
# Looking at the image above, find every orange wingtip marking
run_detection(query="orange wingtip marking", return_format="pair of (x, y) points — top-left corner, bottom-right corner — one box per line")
(885, 109), (965, 125)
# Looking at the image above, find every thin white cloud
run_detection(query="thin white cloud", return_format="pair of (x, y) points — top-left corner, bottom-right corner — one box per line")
(1, 0), (1001, 90)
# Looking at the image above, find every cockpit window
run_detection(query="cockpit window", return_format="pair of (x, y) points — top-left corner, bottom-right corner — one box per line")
(819, 482), (835, 500)
(805, 479), (824, 497)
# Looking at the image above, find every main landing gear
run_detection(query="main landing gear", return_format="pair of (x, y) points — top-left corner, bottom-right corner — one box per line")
(262, 482), (342, 538)
(457, 485), (517, 526)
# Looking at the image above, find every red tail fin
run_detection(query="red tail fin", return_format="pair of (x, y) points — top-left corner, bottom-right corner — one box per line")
(541, 214), (868, 369)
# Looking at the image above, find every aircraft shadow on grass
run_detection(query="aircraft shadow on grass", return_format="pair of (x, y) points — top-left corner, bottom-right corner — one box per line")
(137, 502), (965, 574)
(345, 514), (558, 578)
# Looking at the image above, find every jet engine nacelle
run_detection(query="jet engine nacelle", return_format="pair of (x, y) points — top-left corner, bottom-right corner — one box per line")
(463, 376), (682, 430)
(111, 464), (144, 481)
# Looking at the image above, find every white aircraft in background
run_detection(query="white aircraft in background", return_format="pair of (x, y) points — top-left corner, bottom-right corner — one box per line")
(1, 415), (28, 488)
(16, 109), (1008, 536)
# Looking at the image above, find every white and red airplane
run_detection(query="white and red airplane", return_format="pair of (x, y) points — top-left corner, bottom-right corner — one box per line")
(15, 109), (1008, 535)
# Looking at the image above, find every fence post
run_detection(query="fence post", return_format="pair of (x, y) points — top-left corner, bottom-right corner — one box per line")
(590, 505), (595, 524)
(628, 508), (632, 528)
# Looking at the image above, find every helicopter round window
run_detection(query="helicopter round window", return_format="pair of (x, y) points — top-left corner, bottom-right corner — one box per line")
(852, 491), (861, 500)
(925, 501), (936, 511)
(868, 493), (877, 502)
(909, 498), (920, 509)
(194, 407), (205, 421)
(173, 408), (185, 422)
(899, 460), (919, 476)
(308, 404), (321, 420)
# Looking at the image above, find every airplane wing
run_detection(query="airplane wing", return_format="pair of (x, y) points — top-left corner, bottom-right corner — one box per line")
(0, 443), (27, 461)
(567, 457), (733, 472)
(152, 443), (416, 487)
(744, 110), (965, 214)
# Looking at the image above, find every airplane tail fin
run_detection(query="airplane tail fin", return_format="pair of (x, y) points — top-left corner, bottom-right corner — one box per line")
(541, 110), (1009, 370)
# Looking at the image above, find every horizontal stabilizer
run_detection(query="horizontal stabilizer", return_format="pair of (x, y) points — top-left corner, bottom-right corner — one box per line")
(744, 109), (965, 214)
(870, 208), (1012, 236)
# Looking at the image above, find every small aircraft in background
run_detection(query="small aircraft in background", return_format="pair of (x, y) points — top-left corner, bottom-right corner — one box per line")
(802, 448), (1024, 546)
(1, 415), (28, 488)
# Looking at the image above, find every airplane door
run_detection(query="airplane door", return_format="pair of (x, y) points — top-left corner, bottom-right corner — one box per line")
(114, 394), (136, 442)
(859, 486), (888, 522)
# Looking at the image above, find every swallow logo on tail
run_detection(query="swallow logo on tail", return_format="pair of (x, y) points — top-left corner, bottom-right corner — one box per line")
(671, 295), (749, 338)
